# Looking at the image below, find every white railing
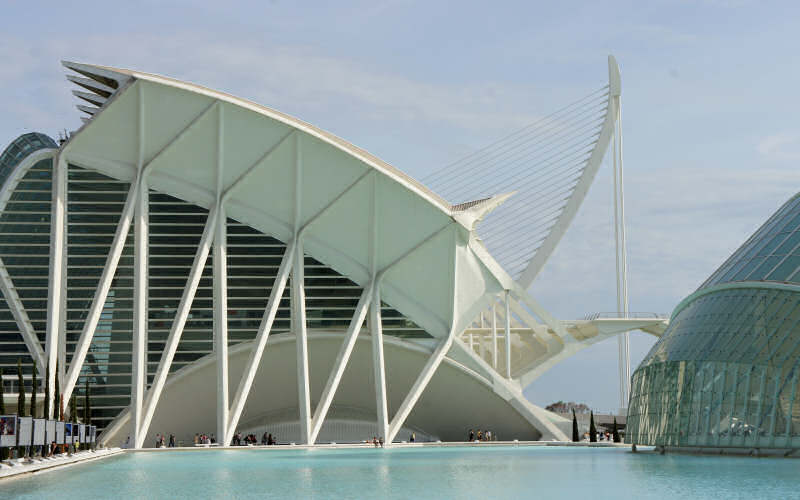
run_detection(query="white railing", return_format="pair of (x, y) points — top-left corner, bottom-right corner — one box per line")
(582, 312), (668, 321)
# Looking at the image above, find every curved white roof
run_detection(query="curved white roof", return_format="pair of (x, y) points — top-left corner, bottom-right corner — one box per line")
(60, 61), (504, 338)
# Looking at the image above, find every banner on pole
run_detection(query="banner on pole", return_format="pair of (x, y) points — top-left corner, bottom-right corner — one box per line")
(56, 421), (65, 444)
(33, 418), (46, 446)
(46, 420), (55, 444)
(18, 416), (32, 446)
(0, 415), (17, 447)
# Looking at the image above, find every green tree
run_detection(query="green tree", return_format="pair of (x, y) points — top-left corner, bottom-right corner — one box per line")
(0, 368), (5, 415)
(54, 361), (61, 420)
(43, 362), (50, 419)
(572, 409), (579, 442)
(30, 362), (38, 418)
(69, 394), (77, 423)
(0, 368), (4, 461)
(84, 378), (91, 426)
(589, 411), (597, 443)
(612, 417), (620, 443)
(17, 358), (25, 417)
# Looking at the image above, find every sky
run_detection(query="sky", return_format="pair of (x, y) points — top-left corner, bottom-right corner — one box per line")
(2, 0), (800, 412)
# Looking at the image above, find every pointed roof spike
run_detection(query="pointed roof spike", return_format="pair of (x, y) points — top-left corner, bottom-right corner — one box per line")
(453, 192), (517, 231)
(76, 104), (98, 116)
(62, 60), (132, 89)
(72, 90), (107, 107)
(66, 75), (114, 97)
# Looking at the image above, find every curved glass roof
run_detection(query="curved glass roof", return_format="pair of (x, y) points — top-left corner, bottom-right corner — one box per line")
(0, 132), (57, 189)
(701, 193), (800, 289)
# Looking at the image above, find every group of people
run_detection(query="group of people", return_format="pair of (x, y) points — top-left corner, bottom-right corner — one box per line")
(154, 433), (176, 448)
(230, 432), (278, 446)
(193, 433), (216, 445)
(140, 431), (280, 447)
(584, 431), (614, 442)
(467, 429), (495, 442)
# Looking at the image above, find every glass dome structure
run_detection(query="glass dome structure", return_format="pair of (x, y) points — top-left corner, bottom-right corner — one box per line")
(627, 193), (800, 450)
(0, 132), (57, 188)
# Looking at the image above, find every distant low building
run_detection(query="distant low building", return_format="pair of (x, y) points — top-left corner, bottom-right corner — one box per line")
(545, 401), (591, 414)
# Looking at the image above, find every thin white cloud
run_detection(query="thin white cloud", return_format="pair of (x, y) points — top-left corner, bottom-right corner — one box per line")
(0, 32), (550, 145)
(758, 131), (800, 161)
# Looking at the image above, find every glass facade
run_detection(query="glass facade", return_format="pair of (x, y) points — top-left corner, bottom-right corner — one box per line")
(628, 193), (800, 449)
(0, 136), (429, 433)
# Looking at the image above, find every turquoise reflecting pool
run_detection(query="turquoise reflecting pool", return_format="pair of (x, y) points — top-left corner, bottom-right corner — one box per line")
(2, 446), (800, 499)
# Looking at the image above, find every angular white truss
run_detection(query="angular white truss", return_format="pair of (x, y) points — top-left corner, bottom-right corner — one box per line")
(0, 56), (670, 447)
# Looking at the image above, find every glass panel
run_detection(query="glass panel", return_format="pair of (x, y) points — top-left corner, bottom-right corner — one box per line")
(747, 255), (783, 280)
(774, 230), (800, 256)
(767, 254), (800, 282)
(733, 257), (764, 281)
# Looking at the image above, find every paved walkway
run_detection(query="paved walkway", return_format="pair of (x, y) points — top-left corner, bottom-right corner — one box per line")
(0, 448), (123, 480)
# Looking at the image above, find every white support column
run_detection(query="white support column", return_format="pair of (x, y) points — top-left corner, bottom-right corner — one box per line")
(214, 104), (229, 446)
(293, 133), (312, 445)
(137, 207), (218, 447)
(58, 159), (68, 402)
(368, 172), (389, 444)
(45, 152), (67, 419)
(504, 291), (512, 379)
(309, 284), (372, 444)
(225, 240), (295, 442)
(131, 82), (148, 449)
(491, 303), (498, 370)
(370, 284), (389, 444)
(387, 336), (454, 443)
(131, 177), (148, 448)
(214, 204), (229, 445)
(293, 238), (312, 444)
(613, 97), (631, 412)
(63, 177), (140, 405)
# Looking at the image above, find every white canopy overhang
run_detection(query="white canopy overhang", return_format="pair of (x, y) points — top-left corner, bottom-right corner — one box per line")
(60, 62), (508, 339)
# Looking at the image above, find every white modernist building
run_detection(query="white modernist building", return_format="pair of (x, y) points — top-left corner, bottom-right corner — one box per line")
(0, 57), (666, 448)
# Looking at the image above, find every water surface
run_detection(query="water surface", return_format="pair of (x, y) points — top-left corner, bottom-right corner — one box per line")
(2, 446), (798, 499)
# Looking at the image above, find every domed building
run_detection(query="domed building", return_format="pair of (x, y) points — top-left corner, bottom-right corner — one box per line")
(627, 193), (800, 452)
